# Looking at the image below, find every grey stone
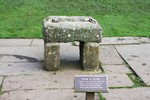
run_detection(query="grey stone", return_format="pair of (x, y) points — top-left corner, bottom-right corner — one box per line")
(135, 37), (150, 43)
(102, 65), (131, 74)
(107, 74), (134, 87)
(44, 43), (60, 71)
(99, 45), (124, 65)
(52, 43), (85, 72)
(42, 16), (102, 43)
(0, 43), (78, 63)
(0, 39), (32, 47)
(31, 39), (44, 46)
(100, 37), (141, 45)
(102, 88), (150, 100)
(2, 74), (74, 91)
(0, 46), (44, 62)
(0, 89), (85, 100)
(2, 73), (133, 91)
(115, 44), (150, 85)
(80, 42), (100, 70)
(0, 63), (44, 75)
(0, 55), (30, 63)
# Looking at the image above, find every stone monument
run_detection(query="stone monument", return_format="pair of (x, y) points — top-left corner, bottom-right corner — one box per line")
(42, 16), (102, 71)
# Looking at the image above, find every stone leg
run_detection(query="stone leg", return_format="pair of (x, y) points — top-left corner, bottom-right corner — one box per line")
(44, 43), (60, 71)
(80, 42), (100, 71)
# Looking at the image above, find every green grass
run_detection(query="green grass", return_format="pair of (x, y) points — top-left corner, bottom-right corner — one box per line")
(0, 0), (150, 38)
(97, 93), (105, 100)
(0, 85), (5, 95)
(127, 73), (146, 87)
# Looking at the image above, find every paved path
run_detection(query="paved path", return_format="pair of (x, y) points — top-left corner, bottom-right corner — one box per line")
(0, 37), (150, 100)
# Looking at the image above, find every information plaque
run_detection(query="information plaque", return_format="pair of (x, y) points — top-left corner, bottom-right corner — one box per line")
(74, 75), (108, 93)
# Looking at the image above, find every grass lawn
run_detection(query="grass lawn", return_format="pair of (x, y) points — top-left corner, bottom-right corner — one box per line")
(0, 0), (150, 38)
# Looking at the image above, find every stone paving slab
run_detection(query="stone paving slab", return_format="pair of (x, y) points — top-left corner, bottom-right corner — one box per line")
(2, 73), (133, 91)
(0, 39), (32, 47)
(0, 89), (86, 100)
(107, 74), (133, 87)
(100, 37), (141, 45)
(102, 65), (131, 74)
(0, 46), (44, 62)
(135, 37), (150, 43)
(115, 44), (150, 85)
(0, 61), (86, 76)
(102, 87), (150, 100)
(0, 60), (86, 76)
(31, 39), (44, 46)
(2, 74), (74, 91)
(0, 63), (44, 76)
(99, 45), (124, 65)
(0, 43), (78, 63)
(0, 54), (39, 63)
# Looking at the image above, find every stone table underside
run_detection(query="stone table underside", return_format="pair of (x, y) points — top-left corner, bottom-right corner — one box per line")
(42, 16), (102, 43)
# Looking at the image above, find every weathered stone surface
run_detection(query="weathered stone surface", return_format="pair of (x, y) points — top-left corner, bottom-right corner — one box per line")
(31, 39), (44, 46)
(99, 45), (124, 65)
(102, 65), (131, 74)
(80, 42), (100, 70)
(2, 73), (76, 91)
(107, 74), (134, 87)
(0, 63), (44, 75)
(0, 46), (44, 62)
(2, 73), (133, 91)
(44, 43), (60, 71)
(100, 37), (140, 45)
(0, 55), (30, 63)
(115, 44), (150, 85)
(102, 88), (150, 100)
(42, 16), (102, 43)
(135, 37), (150, 43)
(0, 39), (32, 47)
(0, 89), (86, 100)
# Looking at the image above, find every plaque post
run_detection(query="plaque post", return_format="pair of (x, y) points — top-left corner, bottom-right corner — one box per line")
(74, 75), (108, 100)
(86, 92), (95, 100)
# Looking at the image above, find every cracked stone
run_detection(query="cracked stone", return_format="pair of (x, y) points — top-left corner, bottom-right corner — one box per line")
(115, 44), (150, 85)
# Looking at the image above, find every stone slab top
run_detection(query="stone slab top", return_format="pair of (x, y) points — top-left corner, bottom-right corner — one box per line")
(42, 16), (102, 43)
